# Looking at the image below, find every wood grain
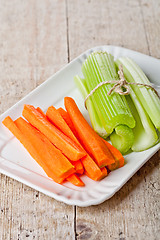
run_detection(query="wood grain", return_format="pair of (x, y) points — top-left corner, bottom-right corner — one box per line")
(0, 0), (160, 239)
(67, 0), (149, 61)
(140, 0), (160, 58)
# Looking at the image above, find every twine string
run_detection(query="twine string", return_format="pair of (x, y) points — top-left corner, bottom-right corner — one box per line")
(84, 64), (159, 109)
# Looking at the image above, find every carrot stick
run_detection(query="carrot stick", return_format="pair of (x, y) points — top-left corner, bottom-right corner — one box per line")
(85, 166), (108, 181)
(2, 116), (65, 183)
(36, 107), (46, 117)
(103, 140), (125, 170)
(70, 160), (84, 175)
(46, 106), (78, 143)
(64, 97), (115, 167)
(57, 107), (77, 136)
(100, 167), (108, 178)
(22, 105), (86, 161)
(57, 108), (104, 181)
(67, 174), (85, 187)
(15, 117), (75, 178)
(107, 161), (120, 171)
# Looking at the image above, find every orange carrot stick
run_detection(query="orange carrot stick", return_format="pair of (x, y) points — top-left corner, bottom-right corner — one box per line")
(36, 107), (46, 117)
(46, 106), (78, 143)
(64, 97), (115, 167)
(2, 116), (65, 183)
(103, 140), (125, 170)
(57, 107), (77, 136)
(57, 108), (104, 181)
(85, 166), (108, 181)
(22, 105), (86, 161)
(67, 174), (85, 187)
(70, 160), (84, 175)
(15, 117), (75, 178)
(100, 167), (108, 178)
(108, 161), (120, 171)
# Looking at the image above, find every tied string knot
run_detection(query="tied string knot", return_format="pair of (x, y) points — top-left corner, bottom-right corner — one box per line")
(84, 64), (159, 109)
(108, 65), (130, 96)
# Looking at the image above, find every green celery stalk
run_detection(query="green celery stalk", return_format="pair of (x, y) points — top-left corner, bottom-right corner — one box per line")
(110, 125), (134, 154)
(126, 94), (158, 151)
(116, 57), (160, 131)
(82, 52), (135, 134)
(81, 52), (135, 153)
(74, 75), (108, 138)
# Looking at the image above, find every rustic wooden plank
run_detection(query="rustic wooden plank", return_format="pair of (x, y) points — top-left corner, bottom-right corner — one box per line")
(0, 0), (75, 239)
(0, 176), (75, 240)
(0, 0), (37, 114)
(67, 0), (149, 61)
(67, 0), (160, 239)
(35, 0), (69, 86)
(140, 0), (160, 58)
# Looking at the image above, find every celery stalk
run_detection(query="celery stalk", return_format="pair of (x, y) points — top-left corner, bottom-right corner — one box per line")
(115, 58), (159, 151)
(126, 94), (158, 151)
(82, 52), (135, 134)
(116, 57), (160, 131)
(74, 75), (108, 138)
(110, 125), (134, 154)
(80, 52), (135, 153)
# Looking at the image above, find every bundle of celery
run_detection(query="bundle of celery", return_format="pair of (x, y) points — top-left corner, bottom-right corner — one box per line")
(75, 52), (160, 154)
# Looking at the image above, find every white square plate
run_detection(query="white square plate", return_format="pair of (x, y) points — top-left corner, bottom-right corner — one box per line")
(0, 45), (160, 207)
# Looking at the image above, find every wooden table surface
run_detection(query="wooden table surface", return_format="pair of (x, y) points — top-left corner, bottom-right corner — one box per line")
(0, 0), (160, 239)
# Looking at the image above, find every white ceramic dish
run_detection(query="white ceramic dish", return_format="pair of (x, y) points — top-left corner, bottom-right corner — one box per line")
(0, 45), (160, 207)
